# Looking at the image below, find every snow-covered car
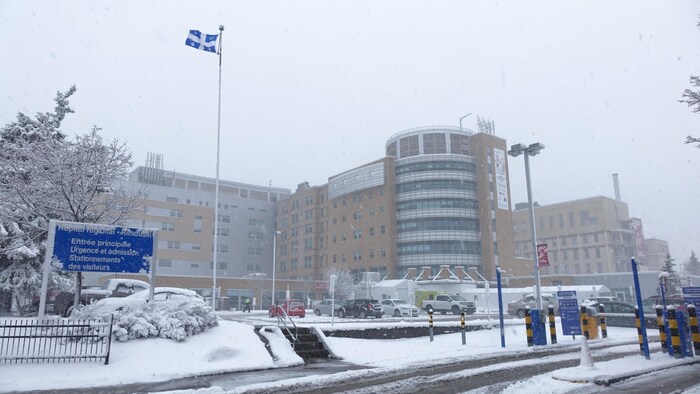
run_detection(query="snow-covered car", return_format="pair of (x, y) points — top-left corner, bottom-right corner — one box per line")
(54, 278), (150, 317)
(380, 299), (420, 317)
(87, 287), (204, 315)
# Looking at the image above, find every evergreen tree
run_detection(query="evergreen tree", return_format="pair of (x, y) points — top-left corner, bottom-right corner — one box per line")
(661, 253), (682, 295)
(686, 250), (700, 276)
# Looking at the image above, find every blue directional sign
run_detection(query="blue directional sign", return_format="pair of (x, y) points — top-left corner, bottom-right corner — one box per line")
(48, 220), (157, 274)
(557, 290), (582, 336)
(683, 287), (700, 306)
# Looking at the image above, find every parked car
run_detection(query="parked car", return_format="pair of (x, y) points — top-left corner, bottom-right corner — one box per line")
(642, 294), (686, 314)
(269, 299), (306, 318)
(586, 300), (656, 329)
(312, 299), (343, 316)
(507, 293), (559, 318)
(87, 287), (204, 314)
(337, 299), (383, 319)
(421, 294), (476, 315)
(54, 278), (150, 317)
(380, 299), (420, 317)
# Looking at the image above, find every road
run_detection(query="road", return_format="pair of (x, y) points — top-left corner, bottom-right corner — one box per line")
(225, 339), (686, 394)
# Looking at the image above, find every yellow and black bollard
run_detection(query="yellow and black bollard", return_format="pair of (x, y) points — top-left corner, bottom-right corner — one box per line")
(655, 305), (667, 351)
(667, 306), (681, 358)
(580, 306), (590, 340)
(634, 306), (645, 355)
(525, 306), (533, 347)
(598, 304), (607, 339)
(461, 311), (466, 345)
(688, 305), (700, 355)
(548, 305), (557, 344)
(428, 308), (434, 342)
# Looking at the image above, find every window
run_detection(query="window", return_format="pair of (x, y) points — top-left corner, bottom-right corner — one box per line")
(304, 256), (313, 268)
(369, 249), (375, 258)
(306, 196), (314, 205)
(167, 241), (180, 249)
(353, 212), (362, 220)
(354, 230), (362, 239)
(166, 196), (178, 203)
(369, 227), (375, 236)
(380, 225), (386, 234)
(170, 209), (183, 217)
(305, 209), (313, 219)
(305, 224), (313, 234)
(161, 222), (175, 231)
(218, 215), (230, 223)
(159, 259), (172, 267)
(342, 215), (347, 222)
(381, 248), (387, 257)
(353, 251), (362, 261)
(369, 208), (375, 216)
(304, 238), (313, 251)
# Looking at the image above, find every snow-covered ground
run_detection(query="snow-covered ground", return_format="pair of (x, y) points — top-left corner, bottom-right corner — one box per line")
(0, 311), (698, 393)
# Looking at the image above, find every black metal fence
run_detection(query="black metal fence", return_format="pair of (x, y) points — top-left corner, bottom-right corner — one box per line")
(0, 317), (113, 365)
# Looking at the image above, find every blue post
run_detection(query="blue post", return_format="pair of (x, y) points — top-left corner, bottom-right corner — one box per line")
(631, 257), (651, 360)
(497, 268), (506, 348)
(531, 309), (547, 346)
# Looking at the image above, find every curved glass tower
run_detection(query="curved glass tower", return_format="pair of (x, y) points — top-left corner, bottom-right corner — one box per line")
(386, 126), (483, 276)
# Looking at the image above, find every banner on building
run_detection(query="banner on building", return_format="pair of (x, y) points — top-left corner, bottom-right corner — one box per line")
(629, 218), (646, 260)
(493, 148), (509, 210)
(537, 243), (550, 267)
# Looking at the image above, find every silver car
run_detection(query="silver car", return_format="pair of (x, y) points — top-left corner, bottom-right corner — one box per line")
(380, 299), (420, 317)
(312, 299), (343, 316)
(507, 293), (559, 318)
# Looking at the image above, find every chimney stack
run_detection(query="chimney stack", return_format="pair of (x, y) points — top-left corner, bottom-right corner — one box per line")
(612, 173), (621, 201)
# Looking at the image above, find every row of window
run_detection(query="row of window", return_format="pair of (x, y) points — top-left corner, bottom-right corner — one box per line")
(397, 217), (480, 233)
(395, 160), (476, 175)
(158, 259), (227, 270)
(397, 241), (482, 256)
(396, 198), (479, 212)
(397, 179), (477, 194)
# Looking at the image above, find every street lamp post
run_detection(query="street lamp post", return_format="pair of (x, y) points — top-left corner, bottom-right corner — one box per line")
(459, 113), (472, 131)
(508, 142), (545, 313)
(272, 230), (281, 309)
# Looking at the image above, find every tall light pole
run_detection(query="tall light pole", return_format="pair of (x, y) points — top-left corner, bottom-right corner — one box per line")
(508, 142), (545, 312)
(459, 113), (472, 131)
(272, 230), (281, 308)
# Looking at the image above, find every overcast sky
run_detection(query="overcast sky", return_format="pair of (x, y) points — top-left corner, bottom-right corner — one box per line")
(1, 1), (699, 263)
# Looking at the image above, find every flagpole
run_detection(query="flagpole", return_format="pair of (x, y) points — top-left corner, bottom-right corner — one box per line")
(212, 25), (224, 310)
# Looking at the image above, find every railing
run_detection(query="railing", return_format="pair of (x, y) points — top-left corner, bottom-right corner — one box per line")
(274, 303), (298, 348)
(0, 317), (113, 365)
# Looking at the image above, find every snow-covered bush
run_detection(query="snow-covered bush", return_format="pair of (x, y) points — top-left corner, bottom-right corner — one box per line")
(71, 298), (218, 342)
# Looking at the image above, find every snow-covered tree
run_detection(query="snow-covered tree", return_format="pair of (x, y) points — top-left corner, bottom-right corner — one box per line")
(325, 268), (356, 301)
(661, 253), (682, 295)
(0, 86), (143, 307)
(680, 19), (700, 148)
(686, 250), (700, 276)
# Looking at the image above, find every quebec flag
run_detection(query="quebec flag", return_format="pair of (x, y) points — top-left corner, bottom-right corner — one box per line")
(185, 30), (218, 53)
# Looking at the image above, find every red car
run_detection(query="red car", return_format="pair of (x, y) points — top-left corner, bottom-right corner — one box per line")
(269, 299), (306, 318)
